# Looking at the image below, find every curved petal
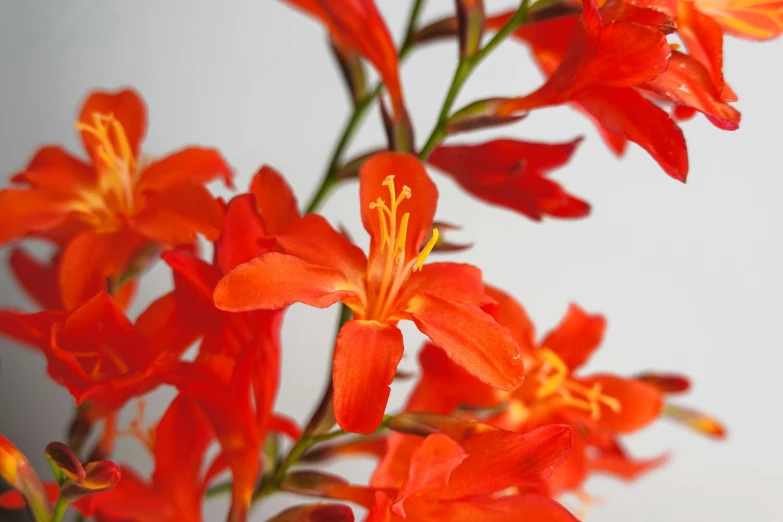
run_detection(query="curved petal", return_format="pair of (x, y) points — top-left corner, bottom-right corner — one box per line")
(360, 152), (437, 258)
(250, 165), (300, 234)
(274, 214), (367, 298)
(571, 374), (663, 433)
(392, 434), (467, 517)
(215, 194), (273, 274)
(407, 343), (506, 413)
(59, 229), (144, 311)
(433, 495), (578, 522)
(152, 395), (214, 519)
(406, 294), (523, 392)
(12, 146), (96, 196)
(589, 439), (668, 480)
(214, 252), (357, 311)
(0, 188), (72, 245)
(483, 285), (537, 358)
(575, 87), (689, 181)
(78, 89), (147, 165)
(396, 262), (493, 310)
(540, 303), (605, 371)
(641, 51), (740, 130)
(332, 320), (404, 434)
(0, 309), (63, 354)
(9, 247), (63, 309)
(442, 425), (573, 499)
(131, 183), (225, 244)
(137, 147), (233, 193)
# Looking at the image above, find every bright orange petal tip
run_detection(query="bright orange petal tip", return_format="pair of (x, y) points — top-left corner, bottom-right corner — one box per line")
(664, 404), (727, 439)
(0, 435), (51, 516)
(267, 502), (355, 522)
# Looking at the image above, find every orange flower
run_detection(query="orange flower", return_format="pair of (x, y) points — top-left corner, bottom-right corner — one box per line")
(487, 0), (741, 181)
(283, 0), (407, 120)
(215, 152), (523, 434)
(428, 138), (589, 221)
(0, 291), (198, 415)
(327, 424), (577, 522)
(0, 88), (233, 309)
(86, 396), (215, 522)
(401, 286), (668, 500)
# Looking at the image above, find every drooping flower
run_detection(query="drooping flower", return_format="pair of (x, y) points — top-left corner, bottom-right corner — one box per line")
(486, 0), (741, 181)
(428, 138), (589, 221)
(0, 88), (233, 309)
(215, 152), (523, 434)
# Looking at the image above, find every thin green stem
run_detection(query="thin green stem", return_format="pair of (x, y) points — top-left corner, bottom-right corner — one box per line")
(418, 0), (531, 160)
(49, 498), (68, 522)
(303, 0), (429, 214)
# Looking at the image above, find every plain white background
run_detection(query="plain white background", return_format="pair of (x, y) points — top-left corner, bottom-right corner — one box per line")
(0, 1), (781, 520)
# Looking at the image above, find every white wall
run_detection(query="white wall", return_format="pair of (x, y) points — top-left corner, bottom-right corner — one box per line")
(0, 1), (781, 521)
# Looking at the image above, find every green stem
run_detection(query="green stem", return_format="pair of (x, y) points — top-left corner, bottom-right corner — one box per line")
(49, 498), (68, 522)
(303, 0), (429, 214)
(417, 0), (531, 160)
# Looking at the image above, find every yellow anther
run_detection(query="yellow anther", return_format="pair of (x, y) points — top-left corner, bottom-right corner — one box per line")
(370, 198), (390, 252)
(536, 348), (568, 398)
(396, 185), (412, 206)
(413, 228), (439, 272)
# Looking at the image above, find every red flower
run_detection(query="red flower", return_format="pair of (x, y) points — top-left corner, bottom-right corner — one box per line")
(428, 138), (589, 221)
(0, 291), (197, 414)
(215, 152), (523, 434)
(283, 0), (407, 120)
(329, 424), (577, 522)
(488, 0), (741, 181)
(87, 395), (215, 522)
(0, 88), (232, 309)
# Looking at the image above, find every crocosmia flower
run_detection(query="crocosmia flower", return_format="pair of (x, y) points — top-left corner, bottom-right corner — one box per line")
(215, 152), (523, 434)
(0, 88), (233, 309)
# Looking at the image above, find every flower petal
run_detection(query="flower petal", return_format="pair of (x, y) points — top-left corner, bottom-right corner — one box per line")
(442, 425), (573, 499)
(8, 247), (62, 309)
(131, 183), (225, 244)
(589, 439), (668, 480)
(360, 152), (437, 259)
(250, 165), (300, 234)
(434, 495), (578, 522)
(428, 138), (588, 221)
(333, 320), (404, 434)
(641, 51), (740, 130)
(540, 303), (605, 371)
(396, 262), (493, 311)
(392, 434), (467, 517)
(214, 252), (357, 311)
(407, 343), (507, 413)
(0, 188), (72, 245)
(12, 146), (96, 196)
(483, 285), (537, 357)
(215, 194), (274, 274)
(570, 374), (663, 433)
(274, 214), (367, 297)
(406, 294), (523, 392)
(267, 503), (355, 522)
(575, 87), (689, 181)
(78, 89), (147, 165)
(136, 147), (233, 193)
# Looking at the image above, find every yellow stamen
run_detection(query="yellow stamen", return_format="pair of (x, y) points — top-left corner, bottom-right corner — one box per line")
(395, 213), (410, 262)
(74, 112), (137, 215)
(414, 228), (439, 272)
(370, 198), (390, 253)
(535, 348), (621, 419)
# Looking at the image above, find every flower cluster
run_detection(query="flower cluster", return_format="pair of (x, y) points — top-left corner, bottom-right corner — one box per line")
(1, 0), (775, 520)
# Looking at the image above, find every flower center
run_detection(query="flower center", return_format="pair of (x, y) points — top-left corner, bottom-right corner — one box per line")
(75, 112), (138, 222)
(533, 348), (621, 420)
(367, 175), (438, 320)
